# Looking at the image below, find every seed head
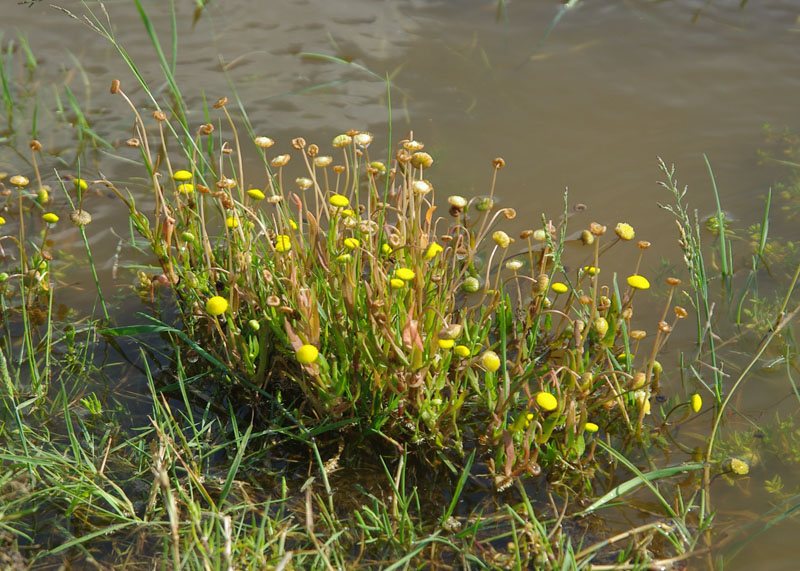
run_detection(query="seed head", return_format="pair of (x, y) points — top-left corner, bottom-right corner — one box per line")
(213, 96), (228, 109)
(630, 329), (646, 340)
(462, 277), (480, 293)
(632, 372), (646, 389)
(403, 140), (424, 152)
(492, 157), (505, 169)
(520, 230), (534, 239)
(412, 180), (432, 195)
(448, 195), (467, 209)
(291, 137), (306, 150)
(314, 155), (333, 167)
(200, 123), (214, 135)
(505, 259), (523, 271)
(353, 132), (373, 147)
(110, 79), (121, 94)
(126, 138), (140, 147)
(533, 229), (547, 241)
(589, 222), (607, 236)
(580, 230), (594, 245)
(29, 140), (42, 151)
(153, 110), (167, 121)
(69, 209), (92, 226)
(270, 154), (291, 167)
(666, 277), (682, 286)
(637, 240), (651, 250)
(332, 134), (352, 148)
(295, 177), (313, 190)
(657, 320), (673, 334)
(501, 208), (516, 220)
(594, 317), (609, 337)
(411, 152), (434, 169)
(674, 306), (688, 319)
(492, 231), (510, 248)
(9, 175), (29, 187)
(254, 136), (275, 148)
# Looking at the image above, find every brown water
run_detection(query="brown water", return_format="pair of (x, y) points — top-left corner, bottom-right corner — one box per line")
(3, 0), (800, 568)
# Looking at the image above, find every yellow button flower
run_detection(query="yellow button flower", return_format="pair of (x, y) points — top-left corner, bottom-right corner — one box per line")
(205, 296), (228, 316)
(492, 230), (510, 248)
(536, 391), (558, 412)
(275, 235), (291, 253)
(247, 188), (265, 200)
(225, 216), (238, 229)
(627, 275), (650, 290)
(454, 345), (471, 358)
(173, 169), (193, 181)
(178, 183), (194, 194)
(42, 213), (59, 224)
(480, 350), (501, 372)
(390, 278), (405, 289)
(343, 238), (360, 249)
(691, 393), (702, 413)
(329, 194), (349, 208)
(296, 344), (319, 364)
(424, 243), (443, 260)
(394, 267), (415, 281)
(583, 266), (599, 276)
(74, 178), (89, 191)
(615, 222), (635, 241)
(437, 339), (455, 349)
(551, 282), (568, 294)
(381, 244), (392, 255)
(584, 422), (599, 433)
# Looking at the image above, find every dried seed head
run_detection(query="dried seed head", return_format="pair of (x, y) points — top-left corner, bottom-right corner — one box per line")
(396, 149), (412, 163)
(674, 306), (688, 319)
(476, 197), (494, 211)
(580, 229), (594, 245)
(267, 195), (283, 204)
(307, 144), (319, 157)
(221, 146), (233, 155)
(578, 295), (592, 306)
(666, 277), (682, 286)
(438, 323), (463, 340)
(533, 229), (547, 241)
(217, 177), (236, 190)
(630, 329), (646, 340)
(291, 137), (306, 150)
(447, 195), (467, 209)
(69, 209), (92, 226)
(353, 132), (373, 147)
(520, 230), (534, 239)
(533, 274), (549, 294)
(110, 79), (121, 94)
(502, 208), (516, 220)
(126, 138), (140, 147)
(333, 165), (345, 174)
(29, 140), (42, 151)
(412, 180), (432, 195)
(403, 140), (424, 152)
(589, 222), (607, 236)
(388, 233), (403, 248)
(637, 240), (651, 250)
(657, 320), (673, 333)
(632, 372), (646, 389)
(266, 295), (281, 307)
(197, 184), (210, 194)
(314, 155), (332, 167)
(492, 157), (505, 169)
(200, 123), (214, 135)
(9, 175), (29, 187)
(213, 96), (228, 109)
(506, 259), (523, 271)
(621, 307), (633, 320)
(270, 154), (291, 168)
(492, 231), (511, 248)
(153, 110), (167, 121)
(254, 136), (275, 148)
(411, 152), (434, 169)
(332, 134), (352, 148)
(358, 220), (379, 234)
(295, 177), (313, 190)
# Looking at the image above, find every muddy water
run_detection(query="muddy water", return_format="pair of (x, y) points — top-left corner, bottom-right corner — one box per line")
(3, 1), (800, 567)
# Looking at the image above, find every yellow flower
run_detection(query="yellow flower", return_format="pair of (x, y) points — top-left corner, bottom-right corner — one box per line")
(329, 194), (349, 208)
(42, 212), (59, 224)
(480, 350), (501, 372)
(275, 235), (291, 253)
(296, 344), (319, 364)
(727, 457), (749, 475)
(225, 216), (238, 229)
(332, 134), (352, 148)
(551, 282), (569, 294)
(394, 267), (415, 281)
(615, 222), (635, 241)
(289, 219), (298, 230)
(178, 183), (194, 194)
(634, 390), (651, 415)
(691, 393), (702, 413)
(205, 296), (228, 316)
(336, 253), (352, 263)
(424, 243), (443, 260)
(584, 422), (599, 433)
(341, 208), (356, 217)
(173, 170), (193, 181)
(74, 178), (88, 191)
(438, 339), (455, 349)
(343, 238), (360, 249)
(390, 278), (405, 289)
(247, 188), (265, 200)
(627, 275), (650, 290)
(583, 266), (599, 276)
(37, 189), (49, 204)
(454, 345), (471, 358)
(0, 216), (6, 225)
(492, 230), (510, 248)
(536, 391), (558, 412)
(381, 244), (392, 255)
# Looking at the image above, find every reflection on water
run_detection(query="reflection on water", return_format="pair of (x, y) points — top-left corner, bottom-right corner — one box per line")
(3, 1), (800, 568)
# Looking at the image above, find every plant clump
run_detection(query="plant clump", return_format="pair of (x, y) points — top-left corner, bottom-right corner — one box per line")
(103, 83), (686, 484)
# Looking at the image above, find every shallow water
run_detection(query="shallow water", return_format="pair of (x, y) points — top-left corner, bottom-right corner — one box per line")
(3, 0), (800, 567)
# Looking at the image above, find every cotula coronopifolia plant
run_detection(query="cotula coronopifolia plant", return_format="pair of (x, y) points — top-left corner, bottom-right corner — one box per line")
(106, 80), (684, 480)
